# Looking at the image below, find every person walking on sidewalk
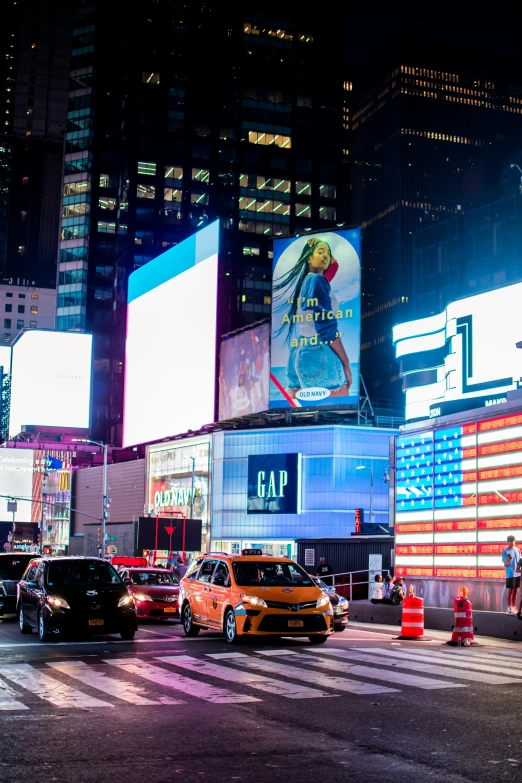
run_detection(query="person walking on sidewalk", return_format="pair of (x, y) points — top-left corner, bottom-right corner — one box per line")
(502, 535), (521, 615)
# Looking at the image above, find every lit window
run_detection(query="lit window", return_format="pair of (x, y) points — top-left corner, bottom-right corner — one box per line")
(3, 334), (10, 344)
(163, 188), (182, 202)
(343, 81), (353, 91)
(248, 131), (291, 149)
(319, 206), (336, 220)
(298, 32), (313, 43)
(165, 165), (183, 180)
(97, 221), (116, 233)
(98, 197), (117, 210)
(16, 319), (23, 328)
(18, 245), (25, 255)
(29, 321), (37, 328)
(137, 184), (155, 199)
(297, 96), (312, 108)
(192, 168), (210, 182)
(31, 294), (38, 300)
(295, 181), (311, 196)
(142, 71), (160, 85)
(63, 181), (91, 196)
(295, 203), (312, 218)
(137, 161), (156, 176)
(263, 296), (271, 305)
(191, 192), (209, 205)
(243, 246), (260, 256)
(99, 174), (109, 187)
(194, 125), (210, 137)
(30, 306), (38, 315)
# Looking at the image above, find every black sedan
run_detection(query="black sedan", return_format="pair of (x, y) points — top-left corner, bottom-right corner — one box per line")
(17, 556), (138, 642)
(311, 576), (349, 631)
(0, 552), (42, 617)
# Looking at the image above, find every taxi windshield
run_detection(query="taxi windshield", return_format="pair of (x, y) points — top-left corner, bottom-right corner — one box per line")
(233, 561), (315, 587)
(129, 570), (178, 586)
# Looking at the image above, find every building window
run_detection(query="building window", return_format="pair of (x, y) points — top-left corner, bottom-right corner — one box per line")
(137, 161), (156, 176)
(18, 293), (25, 299)
(192, 168), (210, 182)
(30, 306), (38, 315)
(30, 320), (37, 328)
(297, 96), (313, 108)
(4, 319), (11, 328)
(63, 181), (91, 197)
(31, 294), (38, 300)
(319, 206), (336, 220)
(295, 203), (312, 218)
(164, 188), (182, 202)
(248, 131), (291, 149)
(191, 192), (209, 205)
(142, 71), (160, 85)
(18, 245), (25, 255)
(219, 127), (236, 140)
(97, 221), (116, 233)
(194, 125), (211, 137)
(137, 184), (155, 199)
(165, 165), (183, 180)
(18, 305), (25, 314)
(17, 319), (23, 328)
(5, 304), (12, 313)
(295, 181), (312, 196)
(99, 197), (117, 210)
(3, 334), (10, 344)
(5, 293), (12, 298)
(319, 184), (337, 199)
(99, 174), (109, 187)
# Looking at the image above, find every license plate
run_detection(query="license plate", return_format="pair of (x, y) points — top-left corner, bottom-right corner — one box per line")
(164, 607), (177, 613)
(288, 620), (304, 628)
(88, 618), (104, 626)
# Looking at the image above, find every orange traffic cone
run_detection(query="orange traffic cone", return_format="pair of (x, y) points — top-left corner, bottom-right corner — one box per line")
(396, 585), (426, 640)
(447, 586), (477, 647)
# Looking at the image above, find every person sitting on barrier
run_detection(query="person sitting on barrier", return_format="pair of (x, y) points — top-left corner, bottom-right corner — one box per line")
(381, 573), (394, 604)
(391, 576), (406, 605)
(370, 573), (384, 603)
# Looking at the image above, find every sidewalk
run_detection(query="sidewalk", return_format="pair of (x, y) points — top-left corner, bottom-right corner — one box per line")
(349, 600), (522, 643)
(348, 619), (522, 650)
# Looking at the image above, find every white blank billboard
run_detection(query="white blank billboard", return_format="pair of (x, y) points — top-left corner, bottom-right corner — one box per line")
(9, 331), (92, 437)
(123, 220), (219, 447)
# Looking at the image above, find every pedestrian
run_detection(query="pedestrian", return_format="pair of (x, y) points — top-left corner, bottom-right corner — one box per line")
(381, 573), (394, 604)
(175, 556), (188, 579)
(502, 535), (521, 615)
(390, 576), (405, 605)
(370, 573), (384, 603)
(316, 556), (334, 585)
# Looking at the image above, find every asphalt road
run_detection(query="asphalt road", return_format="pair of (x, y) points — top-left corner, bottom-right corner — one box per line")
(0, 615), (520, 783)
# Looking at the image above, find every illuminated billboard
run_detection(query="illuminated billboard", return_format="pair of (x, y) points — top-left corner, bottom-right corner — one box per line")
(393, 281), (522, 421)
(269, 229), (361, 409)
(123, 221), (219, 447)
(395, 412), (522, 581)
(218, 323), (270, 421)
(8, 331), (92, 438)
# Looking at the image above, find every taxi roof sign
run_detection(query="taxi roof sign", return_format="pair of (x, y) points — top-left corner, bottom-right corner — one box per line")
(241, 548), (264, 556)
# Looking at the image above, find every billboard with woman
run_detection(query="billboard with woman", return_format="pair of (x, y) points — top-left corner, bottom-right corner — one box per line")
(269, 229), (361, 409)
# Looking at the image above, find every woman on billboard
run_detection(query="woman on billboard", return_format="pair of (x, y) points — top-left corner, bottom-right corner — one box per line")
(273, 237), (353, 399)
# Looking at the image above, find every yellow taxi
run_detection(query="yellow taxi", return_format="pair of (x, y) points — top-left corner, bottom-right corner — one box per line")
(178, 549), (334, 644)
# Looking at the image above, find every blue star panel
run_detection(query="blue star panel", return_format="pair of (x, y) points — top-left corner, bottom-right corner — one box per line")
(396, 433), (434, 511)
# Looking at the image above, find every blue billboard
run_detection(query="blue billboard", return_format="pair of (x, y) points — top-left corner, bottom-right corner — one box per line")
(247, 453), (302, 514)
(269, 229), (361, 409)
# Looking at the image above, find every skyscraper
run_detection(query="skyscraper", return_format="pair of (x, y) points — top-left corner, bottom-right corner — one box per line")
(56, 0), (348, 444)
(352, 34), (522, 408)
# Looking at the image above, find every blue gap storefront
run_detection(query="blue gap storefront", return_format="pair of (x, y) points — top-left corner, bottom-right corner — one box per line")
(211, 425), (396, 556)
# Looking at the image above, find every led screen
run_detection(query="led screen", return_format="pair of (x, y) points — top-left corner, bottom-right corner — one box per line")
(123, 221), (219, 447)
(9, 331), (92, 438)
(395, 412), (522, 581)
(393, 281), (522, 421)
(218, 323), (270, 421)
(269, 229), (361, 409)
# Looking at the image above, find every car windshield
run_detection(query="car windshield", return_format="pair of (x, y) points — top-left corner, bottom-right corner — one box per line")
(47, 561), (122, 587)
(0, 556), (34, 580)
(233, 561), (315, 587)
(129, 571), (178, 586)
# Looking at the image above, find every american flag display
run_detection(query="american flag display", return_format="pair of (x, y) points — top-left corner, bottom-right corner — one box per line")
(395, 412), (522, 579)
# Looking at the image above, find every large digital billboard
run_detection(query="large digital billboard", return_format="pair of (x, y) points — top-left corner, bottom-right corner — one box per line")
(123, 221), (219, 447)
(8, 331), (92, 438)
(218, 323), (270, 421)
(395, 412), (522, 581)
(269, 229), (361, 409)
(393, 281), (522, 421)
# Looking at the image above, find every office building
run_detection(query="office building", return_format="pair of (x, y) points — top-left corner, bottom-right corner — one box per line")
(351, 34), (522, 407)
(0, 282), (56, 345)
(56, 0), (349, 445)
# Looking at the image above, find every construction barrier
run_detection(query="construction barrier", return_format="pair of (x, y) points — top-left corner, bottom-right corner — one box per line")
(397, 585), (425, 640)
(449, 587), (475, 646)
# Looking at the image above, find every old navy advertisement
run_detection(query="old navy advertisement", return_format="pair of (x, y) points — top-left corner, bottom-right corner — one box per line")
(269, 229), (361, 409)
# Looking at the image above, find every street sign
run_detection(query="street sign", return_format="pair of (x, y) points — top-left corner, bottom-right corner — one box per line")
(106, 545), (117, 555)
(106, 536), (117, 542)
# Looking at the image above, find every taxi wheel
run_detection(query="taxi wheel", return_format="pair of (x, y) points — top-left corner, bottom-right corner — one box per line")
(308, 635), (328, 644)
(224, 608), (240, 644)
(182, 602), (200, 637)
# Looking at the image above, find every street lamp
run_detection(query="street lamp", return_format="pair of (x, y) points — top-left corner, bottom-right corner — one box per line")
(382, 463), (396, 484)
(72, 438), (109, 558)
(510, 163), (522, 194)
(356, 464), (373, 526)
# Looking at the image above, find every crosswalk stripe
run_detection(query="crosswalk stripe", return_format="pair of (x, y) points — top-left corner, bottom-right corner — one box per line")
(106, 659), (259, 704)
(285, 652), (466, 690)
(0, 664), (113, 708)
(317, 649), (521, 685)
(0, 676), (29, 711)
(355, 647), (522, 679)
(155, 655), (337, 700)
(402, 648), (522, 671)
(223, 655), (399, 695)
(46, 661), (176, 706)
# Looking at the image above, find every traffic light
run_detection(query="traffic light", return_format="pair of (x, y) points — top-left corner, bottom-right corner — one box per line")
(97, 525), (102, 548)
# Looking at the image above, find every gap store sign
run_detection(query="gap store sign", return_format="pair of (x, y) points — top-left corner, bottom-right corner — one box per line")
(247, 454), (302, 514)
